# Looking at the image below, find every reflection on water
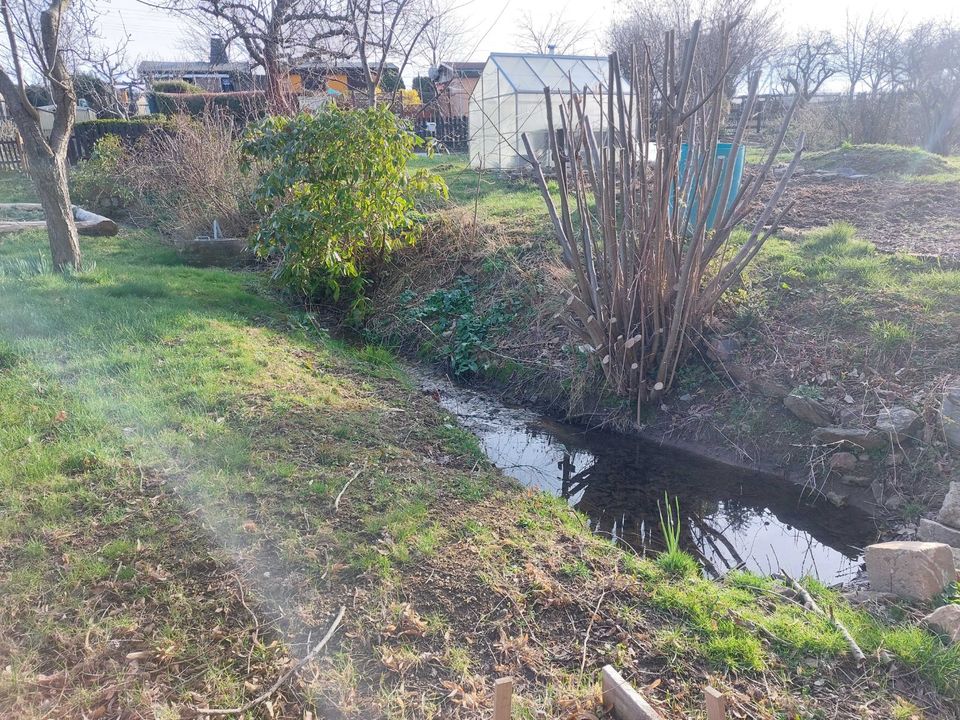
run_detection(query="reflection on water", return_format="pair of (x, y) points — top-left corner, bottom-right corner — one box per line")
(430, 377), (878, 585)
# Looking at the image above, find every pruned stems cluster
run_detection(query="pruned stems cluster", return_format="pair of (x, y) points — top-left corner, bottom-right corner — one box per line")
(522, 21), (804, 418)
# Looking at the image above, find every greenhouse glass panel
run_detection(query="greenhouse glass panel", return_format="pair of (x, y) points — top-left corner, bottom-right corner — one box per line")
(467, 53), (627, 170)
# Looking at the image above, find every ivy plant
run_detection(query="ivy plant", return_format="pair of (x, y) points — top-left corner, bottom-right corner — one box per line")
(406, 278), (517, 376)
(241, 106), (446, 309)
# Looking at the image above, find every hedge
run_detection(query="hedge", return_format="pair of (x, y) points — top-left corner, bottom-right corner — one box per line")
(70, 117), (174, 163)
(151, 80), (203, 94)
(148, 91), (268, 124)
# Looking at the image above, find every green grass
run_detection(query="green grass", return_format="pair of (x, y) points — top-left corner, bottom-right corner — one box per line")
(2, 170), (959, 715)
(410, 153), (553, 234)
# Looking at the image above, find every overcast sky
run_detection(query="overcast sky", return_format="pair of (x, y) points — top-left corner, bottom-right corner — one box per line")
(105, 0), (956, 80)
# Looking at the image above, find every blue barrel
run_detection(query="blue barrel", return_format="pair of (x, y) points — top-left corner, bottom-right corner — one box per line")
(677, 142), (746, 231)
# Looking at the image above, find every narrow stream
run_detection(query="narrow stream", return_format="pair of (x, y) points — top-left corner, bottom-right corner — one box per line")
(427, 375), (879, 585)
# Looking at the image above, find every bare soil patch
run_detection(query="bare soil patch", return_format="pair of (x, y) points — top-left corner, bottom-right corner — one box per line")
(761, 175), (960, 260)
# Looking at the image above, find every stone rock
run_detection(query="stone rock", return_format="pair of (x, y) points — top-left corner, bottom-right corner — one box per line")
(884, 493), (906, 511)
(937, 482), (960, 530)
(839, 407), (861, 427)
(918, 518), (960, 547)
(784, 393), (834, 426)
(875, 406), (922, 440)
(813, 426), (886, 450)
(709, 337), (740, 363)
(840, 474), (872, 488)
(752, 377), (791, 399)
(841, 589), (899, 605)
(826, 490), (848, 508)
(864, 541), (956, 601)
(954, 547), (960, 571)
(923, 605), (960, 644)
(829, 452), (858, 472)
(942, 386), (960, 449)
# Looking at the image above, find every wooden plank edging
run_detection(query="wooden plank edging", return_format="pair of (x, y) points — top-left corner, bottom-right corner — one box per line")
(601, 665), (665, 720)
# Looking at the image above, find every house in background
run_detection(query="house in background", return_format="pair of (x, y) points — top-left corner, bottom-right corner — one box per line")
(431, 62), (484, 118)
(139, 37), (254, 92)
(288, 60), (401, 100)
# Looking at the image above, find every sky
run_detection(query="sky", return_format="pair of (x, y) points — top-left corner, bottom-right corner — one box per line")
(104, 0), (957, 82)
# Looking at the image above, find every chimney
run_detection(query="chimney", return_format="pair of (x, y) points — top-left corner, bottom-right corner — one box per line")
(547, 44), (556, 55)
(210, 36), (228, 65)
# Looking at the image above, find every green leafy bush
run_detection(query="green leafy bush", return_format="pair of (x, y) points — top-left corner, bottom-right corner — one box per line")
(241, 106), (446, 306)
(151, 80), (203, 94)
(70, 135), (134, 214)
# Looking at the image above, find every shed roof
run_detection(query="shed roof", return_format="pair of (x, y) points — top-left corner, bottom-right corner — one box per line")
(483, 53), (614, 94)
(139, 60), (251, 75)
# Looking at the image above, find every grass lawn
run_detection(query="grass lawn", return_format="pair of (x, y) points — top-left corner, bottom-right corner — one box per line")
(1, 172), (959, 718)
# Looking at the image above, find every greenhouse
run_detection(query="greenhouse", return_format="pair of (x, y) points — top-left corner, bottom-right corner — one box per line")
(467, 53), (622, 171)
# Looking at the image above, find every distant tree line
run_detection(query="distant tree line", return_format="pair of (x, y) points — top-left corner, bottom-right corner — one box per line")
(610, 1), (960, 154)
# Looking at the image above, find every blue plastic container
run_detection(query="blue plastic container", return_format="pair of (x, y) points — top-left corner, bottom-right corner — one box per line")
(677, 142), (745, 232)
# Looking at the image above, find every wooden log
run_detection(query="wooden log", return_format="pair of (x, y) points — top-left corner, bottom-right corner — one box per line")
(493, 676), (513, 720)
(0, 203), (118, 237)
(74, 206), (118, 236)
(704, 686), (726, 720)
(601, 665), (664, 720)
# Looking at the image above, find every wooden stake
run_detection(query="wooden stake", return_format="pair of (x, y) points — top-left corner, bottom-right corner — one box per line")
(493, 676), (513, 720)
(704, 686), (726, 720)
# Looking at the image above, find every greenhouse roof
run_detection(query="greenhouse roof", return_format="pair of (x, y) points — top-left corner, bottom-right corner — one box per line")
(485, 53), (615, 94)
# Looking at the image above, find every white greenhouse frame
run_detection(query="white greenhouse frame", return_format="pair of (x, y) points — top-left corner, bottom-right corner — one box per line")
(467, 53), (624, 171)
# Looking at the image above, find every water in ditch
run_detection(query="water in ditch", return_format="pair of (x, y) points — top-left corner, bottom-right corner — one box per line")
(426, 376), (878, 585)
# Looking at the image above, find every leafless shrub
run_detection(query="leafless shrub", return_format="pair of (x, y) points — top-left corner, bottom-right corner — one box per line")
(122, 112), (256, 239)
(524, 21), (802, 417)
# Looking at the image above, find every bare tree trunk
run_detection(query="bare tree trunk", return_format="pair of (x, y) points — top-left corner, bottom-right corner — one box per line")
(28, 147), (80, 270)
(263, 42), (294, 115)
(0, 0), (81, 271)
(0, 87), (80, 272)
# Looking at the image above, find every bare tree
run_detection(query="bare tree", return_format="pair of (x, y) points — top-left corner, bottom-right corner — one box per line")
(610, 0), (781, 96)
(76, 28), (140, 118)
(839, 14), (903, 143)
(163, 0), (346, 113)
(899, 21), (960, 155)
(418, 0), (466, 69)
(342, 0), (435, 106)
(515, 9), (591, 55)
(0, 0), (82, 270)
(776, 29), (838, 102)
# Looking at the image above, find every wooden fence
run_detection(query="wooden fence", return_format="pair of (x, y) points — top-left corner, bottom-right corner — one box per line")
(413, 114), (469, 153)
(0, 138), (24, 172)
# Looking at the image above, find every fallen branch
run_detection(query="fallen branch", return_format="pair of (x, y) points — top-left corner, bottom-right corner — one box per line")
(196, 605), (346, 716)
(334, 468), (363, 513)
(778, 571), (865, 664)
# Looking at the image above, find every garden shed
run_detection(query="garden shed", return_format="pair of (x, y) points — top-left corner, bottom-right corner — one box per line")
(467, 53), (622, 171)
